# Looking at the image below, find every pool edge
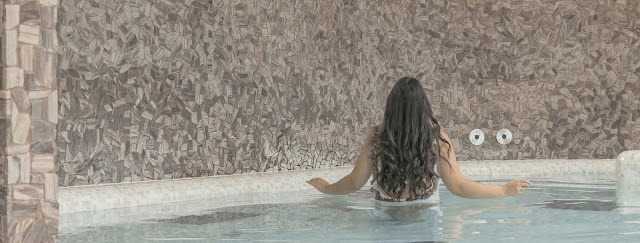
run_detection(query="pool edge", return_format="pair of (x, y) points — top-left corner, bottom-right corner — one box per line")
(58, 159), (615, 214)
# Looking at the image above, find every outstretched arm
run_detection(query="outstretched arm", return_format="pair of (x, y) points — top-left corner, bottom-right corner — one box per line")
(437, 130), (531, 199)
(307, 131), (373, 195)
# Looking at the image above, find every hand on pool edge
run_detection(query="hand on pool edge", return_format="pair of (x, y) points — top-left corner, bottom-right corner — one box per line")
(307, 178), (329, 194)
(503, 178), (532, 196)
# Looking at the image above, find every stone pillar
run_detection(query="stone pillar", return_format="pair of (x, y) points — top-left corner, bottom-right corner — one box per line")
(1, 0), (59, 242)
(616, 150), (640, 214)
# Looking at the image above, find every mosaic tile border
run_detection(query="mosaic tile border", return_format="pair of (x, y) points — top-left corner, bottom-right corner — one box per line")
(58, 159), (615, 214)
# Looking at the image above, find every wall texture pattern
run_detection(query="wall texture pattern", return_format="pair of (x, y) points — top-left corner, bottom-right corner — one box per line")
(1, 0), (60, 241)
(56, 0), (640, 186)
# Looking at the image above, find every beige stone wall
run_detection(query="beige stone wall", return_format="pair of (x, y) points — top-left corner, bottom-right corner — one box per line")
(1, 0), (59, 241)
(55, 0), (640, 187)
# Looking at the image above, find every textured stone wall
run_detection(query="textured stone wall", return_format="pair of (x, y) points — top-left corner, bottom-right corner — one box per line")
(1, 0), (60, 241)
(56, 0), (640, 187)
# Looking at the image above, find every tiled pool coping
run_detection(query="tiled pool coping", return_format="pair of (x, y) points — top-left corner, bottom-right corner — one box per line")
(58, 159), (615, 214)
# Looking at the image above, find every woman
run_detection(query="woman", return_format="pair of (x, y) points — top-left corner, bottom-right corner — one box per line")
(307, 77), (530, 201)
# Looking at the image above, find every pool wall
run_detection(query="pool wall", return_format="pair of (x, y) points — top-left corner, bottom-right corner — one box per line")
(54, 0), (640, 188)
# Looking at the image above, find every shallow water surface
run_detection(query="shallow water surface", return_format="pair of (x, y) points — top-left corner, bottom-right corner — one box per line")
(59, 175), (639, 242)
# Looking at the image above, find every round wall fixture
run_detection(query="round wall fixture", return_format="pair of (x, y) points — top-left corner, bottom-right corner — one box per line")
(469, 129), (485, 146)
(496, 129), (513, 145)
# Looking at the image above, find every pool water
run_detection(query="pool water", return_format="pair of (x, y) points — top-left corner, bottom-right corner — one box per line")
(59, 175), (639, 242)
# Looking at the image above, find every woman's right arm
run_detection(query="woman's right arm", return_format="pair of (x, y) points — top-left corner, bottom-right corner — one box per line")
(437, 130), (531, 199)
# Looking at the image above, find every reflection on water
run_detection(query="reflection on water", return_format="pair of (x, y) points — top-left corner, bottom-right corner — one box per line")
(534, 199), (618, 211)
(303, 189), (533, 241)
(377, 203), (441, 224)
(151, 203), (323, 225)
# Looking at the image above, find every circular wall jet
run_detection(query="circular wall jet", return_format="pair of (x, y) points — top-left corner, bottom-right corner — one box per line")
(469, 129), (485, 146)
(496, 129), (513, 145)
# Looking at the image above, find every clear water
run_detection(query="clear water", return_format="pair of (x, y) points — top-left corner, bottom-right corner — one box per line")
(59, 175), (640, 242)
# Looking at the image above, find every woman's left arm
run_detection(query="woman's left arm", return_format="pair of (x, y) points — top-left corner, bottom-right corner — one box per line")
(307, 131), (373, 195)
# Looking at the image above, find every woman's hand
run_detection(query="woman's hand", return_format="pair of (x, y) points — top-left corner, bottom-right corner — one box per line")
(503, 179), (532, 196)
(307, 178), (330, 193)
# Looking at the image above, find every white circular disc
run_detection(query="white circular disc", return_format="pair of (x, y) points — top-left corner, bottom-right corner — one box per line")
(469, 129), (485, 146)
(496, 129), (513, 145)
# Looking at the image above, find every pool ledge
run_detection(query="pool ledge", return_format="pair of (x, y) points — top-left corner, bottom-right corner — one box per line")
(58, 159), (614, 214)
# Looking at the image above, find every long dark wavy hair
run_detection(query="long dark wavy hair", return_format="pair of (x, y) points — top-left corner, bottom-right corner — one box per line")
(373, 77), (451, 199)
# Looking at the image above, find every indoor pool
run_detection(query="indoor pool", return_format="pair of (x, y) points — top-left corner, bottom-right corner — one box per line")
(59, 174), (639, 242)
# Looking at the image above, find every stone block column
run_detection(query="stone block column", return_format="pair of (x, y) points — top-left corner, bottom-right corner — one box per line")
(1, 0), (59, 242)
